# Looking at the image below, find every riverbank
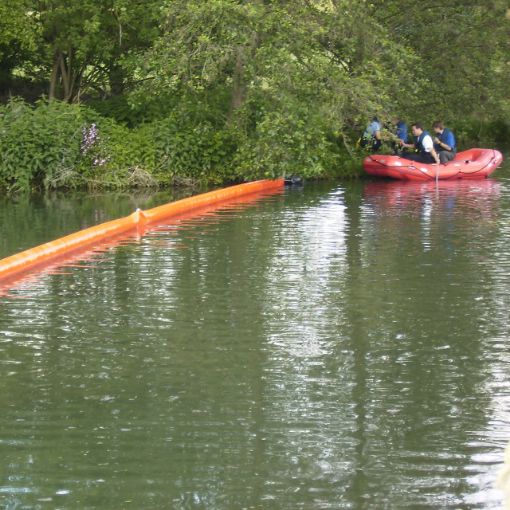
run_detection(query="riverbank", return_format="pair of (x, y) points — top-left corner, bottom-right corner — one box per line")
(0, 98), (349, 193)
(1, 98), (508, 194)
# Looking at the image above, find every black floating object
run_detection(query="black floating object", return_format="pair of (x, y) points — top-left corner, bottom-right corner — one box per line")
(284, 175), (303, 186)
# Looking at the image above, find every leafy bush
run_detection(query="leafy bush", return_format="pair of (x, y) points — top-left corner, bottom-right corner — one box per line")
(150, 114), (238, 185)
(0, 96), (362, 193)
(451, 117), (510, 149)
(0, 98), (162, 192)
(0, 98), (86, 192)
(233, 109), (345, 180)
(84, 118), (157, 188)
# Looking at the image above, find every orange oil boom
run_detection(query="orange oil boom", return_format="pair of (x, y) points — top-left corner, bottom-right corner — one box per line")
(0, 179), (284, 286)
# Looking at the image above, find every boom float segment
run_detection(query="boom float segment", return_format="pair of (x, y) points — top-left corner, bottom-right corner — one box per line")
(0, 179), (284, 285)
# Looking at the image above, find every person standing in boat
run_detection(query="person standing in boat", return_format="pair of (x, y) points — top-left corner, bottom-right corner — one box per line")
(399, 122), (440, 165)
(391, 116), (408, 154)
(432, 120), (456, 164)
(360, 116), (382, 152)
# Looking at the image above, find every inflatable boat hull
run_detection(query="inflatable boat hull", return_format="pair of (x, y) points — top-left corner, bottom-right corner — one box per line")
(363, 149), (503, 180)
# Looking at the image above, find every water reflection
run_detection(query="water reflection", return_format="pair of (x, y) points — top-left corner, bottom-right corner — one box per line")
(360, 178), (506, 507)
(1, 178), (510, 508)
(363, 179), (500, 250)
(0, 189), (196, 259)
(0, 189), (284, 296)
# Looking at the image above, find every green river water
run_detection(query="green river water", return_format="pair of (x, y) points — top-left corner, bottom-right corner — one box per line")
(1, 159), (510, 509)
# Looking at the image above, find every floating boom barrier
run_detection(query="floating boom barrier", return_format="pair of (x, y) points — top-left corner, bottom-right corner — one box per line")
(0, 179), (284, 288)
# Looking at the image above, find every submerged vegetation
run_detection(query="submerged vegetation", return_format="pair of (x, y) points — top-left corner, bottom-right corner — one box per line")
(0, 0), (508, 192)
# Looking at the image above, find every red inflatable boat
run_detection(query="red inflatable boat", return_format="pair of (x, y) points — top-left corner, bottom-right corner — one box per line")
(363, 148), (503, 180)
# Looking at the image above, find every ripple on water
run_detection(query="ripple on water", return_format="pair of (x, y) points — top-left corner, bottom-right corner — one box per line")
(1, 179), (510, 508)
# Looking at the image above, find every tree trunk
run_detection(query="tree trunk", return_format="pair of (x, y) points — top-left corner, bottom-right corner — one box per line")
(49, 54), (59, 100)
(58, 52), (71, 101)
(227, 31), (260, 126)
(55, 49), (83, 102)
(109, 62), (126, 96)
(227, 46), (246, 124)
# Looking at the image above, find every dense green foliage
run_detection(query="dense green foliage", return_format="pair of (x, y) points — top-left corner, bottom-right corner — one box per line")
(0, 0), (508, 191)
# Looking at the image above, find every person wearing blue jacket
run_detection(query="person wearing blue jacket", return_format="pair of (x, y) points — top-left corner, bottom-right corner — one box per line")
(394, 117), (408, 144)
(432, 120), (456, 164)
(391, 116), (408, 154)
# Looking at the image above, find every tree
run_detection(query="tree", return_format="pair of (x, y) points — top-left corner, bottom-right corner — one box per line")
(0, 0), (40, 96)
(371, 0), (510, 123)
(28, 0), (161, 102)
(136, 1), (418, 130)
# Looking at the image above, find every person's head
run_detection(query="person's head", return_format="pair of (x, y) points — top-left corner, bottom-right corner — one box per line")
(372, 116), (379, 123)
(411, 122), (424, 136)
(432, 120), (444, 134)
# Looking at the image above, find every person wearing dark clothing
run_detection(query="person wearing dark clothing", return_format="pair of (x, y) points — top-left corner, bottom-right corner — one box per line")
(394, 118), (408, 144)
(400, 122), (440, 165)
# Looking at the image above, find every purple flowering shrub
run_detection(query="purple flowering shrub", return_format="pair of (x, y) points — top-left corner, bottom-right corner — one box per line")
(80, 123), (110, 168)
